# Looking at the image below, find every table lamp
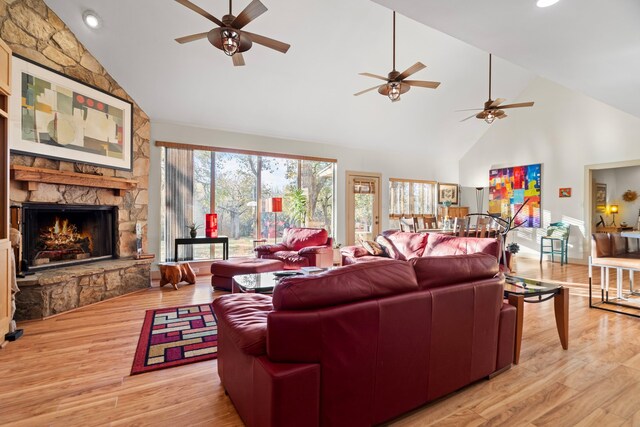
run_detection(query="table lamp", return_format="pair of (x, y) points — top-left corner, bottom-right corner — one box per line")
(264, 197), (283, 243)
(610, 204), (619, 226)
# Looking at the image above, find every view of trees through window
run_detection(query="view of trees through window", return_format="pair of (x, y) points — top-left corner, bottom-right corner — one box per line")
(389, 179), (437, 229)
(163, 147), (335, 260)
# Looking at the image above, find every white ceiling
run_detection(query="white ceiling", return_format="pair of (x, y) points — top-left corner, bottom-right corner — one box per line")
(374, 0), (640, 119)
(43, 0), (536, 158)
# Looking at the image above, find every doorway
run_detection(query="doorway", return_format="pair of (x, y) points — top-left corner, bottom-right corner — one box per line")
(345, 171), (381, 246)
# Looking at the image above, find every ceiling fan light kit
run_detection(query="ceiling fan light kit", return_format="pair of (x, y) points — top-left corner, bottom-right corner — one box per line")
(174, 0), (291, 66)
(355, 11), (441, 103)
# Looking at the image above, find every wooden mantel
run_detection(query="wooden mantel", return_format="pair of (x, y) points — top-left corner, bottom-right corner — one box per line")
(11, 165), (137, 196)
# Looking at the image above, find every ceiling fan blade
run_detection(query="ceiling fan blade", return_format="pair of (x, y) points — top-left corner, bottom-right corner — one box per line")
(460, 113), (478, 122)
(242, 31), (290, 53)
(498, 113), (508, 119)
(354, 84), (384, 97)
(500, 102), (535, 109)
(396, 62), (426, 81)
(403, 80), (440, 89)
(232, 0), (268, 29)
(175, 32), (209, 44)
(232, 52), (245, 66)
(489, 98), (506, 108)
(175, 0), (224, 27)
(359, 72), (388, 81)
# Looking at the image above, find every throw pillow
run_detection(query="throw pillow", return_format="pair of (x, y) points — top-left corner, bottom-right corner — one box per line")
(375, 235), (404, 260)
(361, 240), (385, 256)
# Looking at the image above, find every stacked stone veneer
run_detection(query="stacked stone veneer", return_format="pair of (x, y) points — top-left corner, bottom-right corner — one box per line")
(1, 0), (153, 318)
(15, 259), (152, 320)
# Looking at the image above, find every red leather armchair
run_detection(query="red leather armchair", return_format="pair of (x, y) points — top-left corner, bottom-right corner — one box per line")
(254, 227), (333, 269)
(213, 256), (516, 426)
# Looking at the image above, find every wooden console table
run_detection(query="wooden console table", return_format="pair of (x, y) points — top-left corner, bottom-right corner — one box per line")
(174, 236), (229, 262)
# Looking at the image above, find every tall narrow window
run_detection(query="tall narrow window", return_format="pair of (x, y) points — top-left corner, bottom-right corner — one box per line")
(165, 148), (194, 261)
(389, 178), (436, 228)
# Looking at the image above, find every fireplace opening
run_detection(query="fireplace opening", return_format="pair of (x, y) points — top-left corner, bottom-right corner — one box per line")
(21, 204), (117, 271)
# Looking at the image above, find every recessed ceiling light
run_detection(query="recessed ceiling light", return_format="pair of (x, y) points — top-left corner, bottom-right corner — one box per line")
(536, 0), (560, 7)
(83, 10), (102, 29)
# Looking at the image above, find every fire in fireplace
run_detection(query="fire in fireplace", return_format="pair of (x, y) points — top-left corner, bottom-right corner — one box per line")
(21, 204), (116, 271)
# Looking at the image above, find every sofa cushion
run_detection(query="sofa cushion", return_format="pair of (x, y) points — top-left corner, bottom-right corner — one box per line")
(424, 234), (500, 259)
(376, 235), (404, 260)
(381, 231), (428, 260)
(262, 251), (310, 268)
(410, 253), (499, 289)
(272, 260), (418, 311)
(212, 293), (273, 356)
(282, 228), (328, 251)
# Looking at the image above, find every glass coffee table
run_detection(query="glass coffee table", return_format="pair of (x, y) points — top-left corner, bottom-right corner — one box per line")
(232, 271), (304, 294)
(504, 275), (569, 364)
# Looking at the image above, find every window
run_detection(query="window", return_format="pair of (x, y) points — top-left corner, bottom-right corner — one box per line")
(389, 178), (436, 228)
(161, 143), (336, 261)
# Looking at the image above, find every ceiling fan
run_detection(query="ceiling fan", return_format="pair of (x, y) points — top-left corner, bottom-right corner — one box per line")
(459, 54), (534, 124)
(174, 0), (290, 66)
(354, 11), (440, 102)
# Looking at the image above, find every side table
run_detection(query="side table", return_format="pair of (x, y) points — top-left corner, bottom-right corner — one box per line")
(504, 275), (569, 364)
(174, 236), (229, 262)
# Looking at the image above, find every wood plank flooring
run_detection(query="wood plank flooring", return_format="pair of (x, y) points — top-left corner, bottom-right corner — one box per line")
(0, 259), (639, 426)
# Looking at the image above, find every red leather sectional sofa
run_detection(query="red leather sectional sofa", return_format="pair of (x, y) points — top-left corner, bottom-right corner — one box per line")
(341, 229), (502, 265)
(213, 254), (516, 426)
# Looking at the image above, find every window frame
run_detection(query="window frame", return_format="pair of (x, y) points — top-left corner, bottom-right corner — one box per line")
(388, 177), (437, 219)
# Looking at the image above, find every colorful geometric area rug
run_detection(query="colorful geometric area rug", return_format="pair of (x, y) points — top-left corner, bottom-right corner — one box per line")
(131, 303), (218, 375)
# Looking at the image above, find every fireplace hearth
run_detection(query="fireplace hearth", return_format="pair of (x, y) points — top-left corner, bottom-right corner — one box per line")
(21, 204), (117, 271)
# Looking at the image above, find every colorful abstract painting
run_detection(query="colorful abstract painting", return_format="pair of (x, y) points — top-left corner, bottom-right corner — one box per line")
(9, 56), (132, 170)
(489, 164), (542, 228)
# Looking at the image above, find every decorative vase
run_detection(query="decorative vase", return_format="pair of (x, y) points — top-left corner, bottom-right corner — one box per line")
(190, 229), (197, 238)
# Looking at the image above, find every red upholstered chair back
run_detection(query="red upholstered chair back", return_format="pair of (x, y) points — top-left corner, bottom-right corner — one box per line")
(281, 227), (329, 250)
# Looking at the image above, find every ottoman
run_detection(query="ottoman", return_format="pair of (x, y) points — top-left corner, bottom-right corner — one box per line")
(211, 258), (285, 291)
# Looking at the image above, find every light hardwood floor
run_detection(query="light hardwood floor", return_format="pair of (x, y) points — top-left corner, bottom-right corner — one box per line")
(1, 259), (639, 426)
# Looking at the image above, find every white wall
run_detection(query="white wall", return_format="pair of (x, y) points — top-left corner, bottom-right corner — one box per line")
(149, 121), (460, 262)
(459, 77), (640, 262)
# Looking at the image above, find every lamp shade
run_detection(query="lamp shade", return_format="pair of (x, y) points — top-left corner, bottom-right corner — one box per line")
(610, 205), (619, 214)
(264, 197), (283, 213)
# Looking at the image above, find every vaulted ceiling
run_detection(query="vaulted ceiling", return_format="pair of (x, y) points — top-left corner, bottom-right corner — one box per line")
(43, 0), (536, 159)
(374, 0), (640, 119)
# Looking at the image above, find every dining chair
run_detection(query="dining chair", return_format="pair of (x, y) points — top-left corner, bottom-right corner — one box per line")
(453, 217), (470, 237)
(399, 217), (418, 232)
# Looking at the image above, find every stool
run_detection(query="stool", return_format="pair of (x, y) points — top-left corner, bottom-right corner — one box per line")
(540, 222), (571, 265)
(210, 258), (285, 291)
(158, 262), (196, 290)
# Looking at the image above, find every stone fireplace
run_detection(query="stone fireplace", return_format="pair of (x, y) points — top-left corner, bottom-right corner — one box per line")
(21, 203), (117, 271)
(1, 0), (153, 320)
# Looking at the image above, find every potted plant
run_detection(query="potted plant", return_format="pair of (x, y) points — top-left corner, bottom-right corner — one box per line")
(506, 242), (520, 273)
(185, 222), (201, 238)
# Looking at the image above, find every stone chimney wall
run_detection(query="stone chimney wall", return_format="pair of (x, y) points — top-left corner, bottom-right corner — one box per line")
(0, 0), (150, 257)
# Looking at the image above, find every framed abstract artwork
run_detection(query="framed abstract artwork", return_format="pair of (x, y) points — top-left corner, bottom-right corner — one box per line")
(437, 183), (459, 205)
(559, 188), (571, 198)
(9, 55), (133, 171)
(489, 163), (542, 228)
(595, 183), (607, 212)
